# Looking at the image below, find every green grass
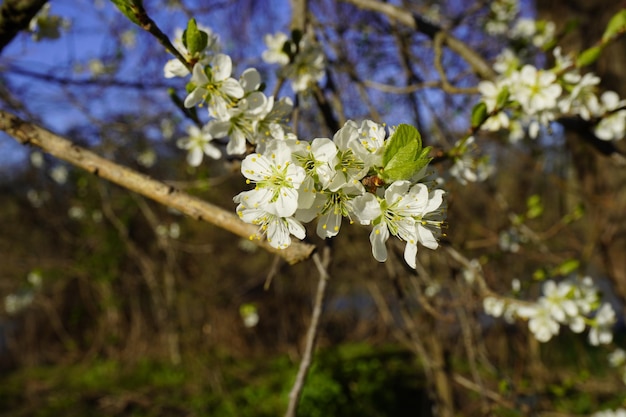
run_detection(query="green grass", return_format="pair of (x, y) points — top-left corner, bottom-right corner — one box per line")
(0, 343), (429, 417)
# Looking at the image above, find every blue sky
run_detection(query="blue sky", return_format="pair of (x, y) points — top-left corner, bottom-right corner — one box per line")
(0, 0), (291, 174)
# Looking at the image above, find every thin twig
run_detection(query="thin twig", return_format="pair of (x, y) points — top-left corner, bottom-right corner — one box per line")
(0, 110), (316, 264)
(284, 246), (331, 417)
(128, 3), (191, 72)
(340, 0), (497, 81)
(433, 32), (480, 94)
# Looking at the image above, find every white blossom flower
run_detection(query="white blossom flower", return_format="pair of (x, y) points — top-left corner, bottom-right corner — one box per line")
(462, 259), (482, 284)
(349, 120), (387, 169)
(237, 140), (306, 217)
(589, 302), (616, 346)
(164, 26), (220, 78)
(591, 91), (626, 141)
(558, 72), (601, 119)
(478, 81), (510, 131)
(184, 55), (245, 111)
(483, 296), (506, 317)
(352, 181), (443, 269)
(450, 137), (494, 183)
(50, 165), (68, 184)
(328, 120), (368, 191)
(493, 48), (520, 76)
(68, 206), (85, 220)
(234, 200), (306, 249)
(262, 32), (291, 65)
(540, 280), (579, 323)
(510, 65), (562, 115)
(30, 151), (44, 168)
(608, 349), (626, 368)
(510, 18), (555, 48)
(517, 302), (560, 342)
(485, 0), (519, 36)
(209, 91), (272, 155)
(176, 124), (222, 166)
(274, 33), (325, 93)
(137, 149), (157, 168)
(293, 137), (339, 189)
(252, 97), (294, 153)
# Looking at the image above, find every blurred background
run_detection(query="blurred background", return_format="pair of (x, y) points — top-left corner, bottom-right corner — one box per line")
(1, 0), (625, 415)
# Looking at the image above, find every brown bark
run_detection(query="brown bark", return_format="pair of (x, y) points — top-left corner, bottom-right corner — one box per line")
(0, 0), (48, 53)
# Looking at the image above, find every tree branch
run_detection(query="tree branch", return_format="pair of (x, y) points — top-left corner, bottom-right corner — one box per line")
(340, 0), (496, 81)
(0, 110), (315, 264)
(284, 246), (331, 417)
(0, 0), (47, 54)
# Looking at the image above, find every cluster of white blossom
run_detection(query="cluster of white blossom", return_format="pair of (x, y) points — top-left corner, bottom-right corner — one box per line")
(479, 6), (626, 142)
(164, 24), (295, 162)
(484, 0), (520, 36)
(262, 31), (325, 93)
(485, 0), (555, 50)
(448, 136), (494, 185)
(484, 277), (617, 344)
(165, 23), (445, 267)
(478, 47), (626, 141)
(509, 18), (556, 49)
(233, 120), (446, 268)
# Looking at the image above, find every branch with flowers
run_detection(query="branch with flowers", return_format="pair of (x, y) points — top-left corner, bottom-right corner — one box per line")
(3, 0), (626, 415)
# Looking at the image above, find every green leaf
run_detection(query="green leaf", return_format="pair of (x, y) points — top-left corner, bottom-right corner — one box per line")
(109, 0), (141, 25)
(185, 18), (208, 56)
(381, 124), (430, 182)
(554, 259), (580, 277)
(602, 9), (626, 42)
(470, 102), (488, 128)
(533, 268), (547, 281)
(496, 86), (509, 109)
(526, 194), (543, 219)
(576, 46), (603, 68)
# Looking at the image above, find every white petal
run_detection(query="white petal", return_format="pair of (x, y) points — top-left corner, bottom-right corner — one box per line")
(352, 193), (381, 224)
(241, 154), (271, 181)
(221, 78), (245, 99)
(403, 242), (417, 269)
(226, 130), (247, 155)
(417, 224), (439, 249)
(203, 143), (222, 160)
(164, 60), (190, 78)
(187, 147), (203, 167)
(240, 68), (261, 91)
(266, 218), (291, 249)
(272, 187), (299, 217)
(370, 223), (389, 262)
(211, 54), (233, 81)
(190, 63), (209, 85)
(297, 177), (317, 209)
(184, 87), (206, 108)
(286, 217), (306, 240)
(316, 208), (342, 238)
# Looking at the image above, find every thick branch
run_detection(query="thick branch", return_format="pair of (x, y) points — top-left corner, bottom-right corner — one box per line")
(341, 0), (496, 81)
(0, 110), (315, 264)
(0, 0), (48, 54)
